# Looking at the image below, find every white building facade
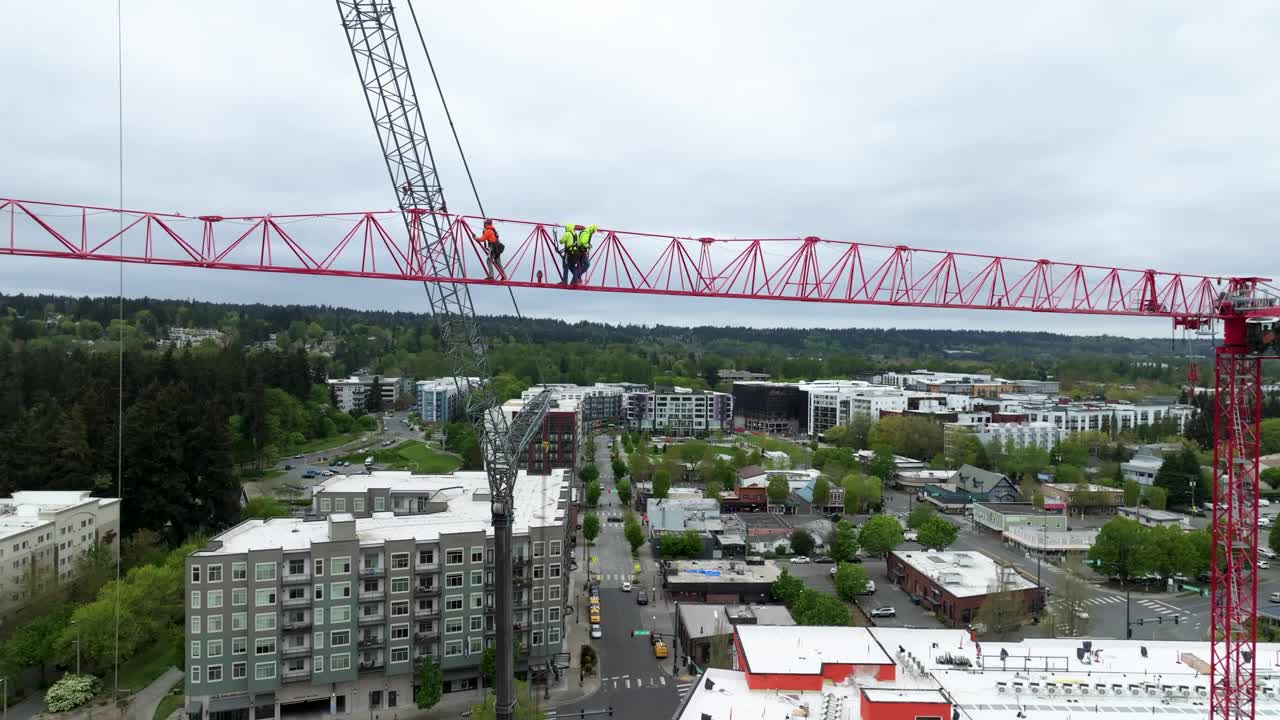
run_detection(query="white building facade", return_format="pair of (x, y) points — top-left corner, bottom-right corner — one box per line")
(624, 386), (732, 436)
(415, 377), (484, 423)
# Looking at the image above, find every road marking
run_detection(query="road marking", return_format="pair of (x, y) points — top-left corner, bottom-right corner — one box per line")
(625, 679), (631, 689)
(660, 675), (667, 685)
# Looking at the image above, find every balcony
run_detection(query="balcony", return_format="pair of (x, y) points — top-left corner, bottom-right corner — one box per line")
(415, 605), (439, 619)
(282, 571), (311, 585)
(358, 589), (384, 602)
(358, 659), (385, 673)
(282, 618), (312, 631)
(360, 567), (384, 578)
(281, 644), (311, 658)
(415, 564), (439, 575)
(414, 630), (440, 642)
(282, 595), (311, 608)
(415, 585), (440, 596)
(282, 668), (311, 683)
(515, 596), (530, 608)
(358, 613), (385, 625)
(358, 636), (385, 649)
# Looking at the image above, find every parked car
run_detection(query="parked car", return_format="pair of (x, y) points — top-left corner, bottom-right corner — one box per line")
(284, 464), (294, 470)
(813, 556), (835, 564)
(1260, 559), (1271, 570)
(830, 566), (838, 577)
(860, 580), (876, 595)
(636, 591), (648, 605)
(622, 581), (632, 592)
(870, 607), (896, 618)
(1270, 592), (1280, 603)
(904, 531), (919, 542)
(789, 556), (811, 564)
(591, 624), (602, 639)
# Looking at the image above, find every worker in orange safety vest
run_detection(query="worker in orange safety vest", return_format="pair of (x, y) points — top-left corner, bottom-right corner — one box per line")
(479, 219), (503, 280)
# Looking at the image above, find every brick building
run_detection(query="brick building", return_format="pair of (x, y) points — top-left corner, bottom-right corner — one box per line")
(886, 550), (1043, 627)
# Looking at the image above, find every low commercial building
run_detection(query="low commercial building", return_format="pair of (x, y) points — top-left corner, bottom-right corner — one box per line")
(676, 603), (794, 671)
(1122, 455), (1165, 486)
(893, 469), (956, 490)
(920, 465), (1019, 512)
(327, 375), (414, 413)
(663, 559), (782, 603)
(676, 624), (1264, 720)
(648, 498), (723, 559)
(1118, 506), (1187, 528)
(1040, 482), (1124, 513)
(183, 471), (570, 717)
(1003, 525), (1099, 560)
(971, 502), (1066, 535)
(886, 550), (1044, 626)
(415, 377), (483, 423)
(0, 491), (122, 629)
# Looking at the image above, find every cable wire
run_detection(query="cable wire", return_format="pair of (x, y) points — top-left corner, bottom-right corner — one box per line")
(113, 0), (124, 702)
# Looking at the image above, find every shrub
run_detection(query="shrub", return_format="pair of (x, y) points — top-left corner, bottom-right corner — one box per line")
(45, 673), (101, 712)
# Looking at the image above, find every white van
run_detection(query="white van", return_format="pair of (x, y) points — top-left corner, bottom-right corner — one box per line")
(1261, 548), (1277, 560)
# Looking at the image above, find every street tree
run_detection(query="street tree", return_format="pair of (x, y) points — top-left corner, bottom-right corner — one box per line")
(611, 458), (629, 479)
(0, 603), (72, 684)
(1153, 445), (1202, 507)
(830, 520), (859, 563)
(585, 481), (602, 507)
(1052, 562), (1094, 638)
(652, 468), (672, 499)
(771, 569), (805, 605)
(868, 445), (898, 482)
(857, 515), (904, 558)
(1088, 517), (1147, 582)
(767, 476), (790, 506)
(843, 473), (882, 513)
(624, 518), (645, 554)
(629, 451), (652, 482)
(469, 680), (548, 720)
(1123, 479), (1140, 507)
(791, 590), (850, 626)
(790, 529), (815, 557)
(1146, 485), (1168, 510)
(616, 479), (632, 506)
(833, 562), (871, 601)
(1263, 466), (1280, 490)
(906, 504), (936, 529)
(703, 479), (723, 500)
(972, 569), (1031, 640)
(582, 513), (601, 545)
(580, 464), (599, 484)
(916, 516), (959, 550)
(812, 476), (831, 510)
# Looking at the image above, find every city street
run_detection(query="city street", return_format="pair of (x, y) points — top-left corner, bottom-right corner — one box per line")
(554, 434), (687, 720)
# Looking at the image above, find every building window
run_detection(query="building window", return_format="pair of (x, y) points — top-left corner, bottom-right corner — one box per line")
(207, 665), (223, 683)
(418, 549), (435, 565)
(548, 585), (561, 601)
(314, 631), (324, 650)
(549, 541), (561, 557)
(330, 653), (351, 671)
(255, 662), (275, 681)
(549, 564), (561, 579)
(255, 613), (276, 632)
(445, 596), (463, 611)
(532, 609), (543, 624)
(533, 542), (544, 558)
(313, 655), (324, 673)
(254, 563), (276, 582)
(470, 570), (483, 586)
(470, 616), (483, 632)
(191, 566), (201, 584)
(391, 577), (409, 593)
(255, 588), (276, 606)
(232, 662), (246, 680)
(191, 616), (201, 635)
(470, 594), (483, 610)
(470, 547), (484, 563)
(331, 582), (351, 599)
(533, 565), (544, 580)
(548, 627), (561, 644)
(389, 600), (408, 617)
(374, 496), (386, 512)
(391, 624), (409, 640)
(446, 549), (464, 565)
(331, 605), (351, 623)
(320, 498), (332, 512)
(191, 641), (202, 659)
(207, 564), (223, 582)
(208, 615), (223, 634)
(232, 562), (246, 581)
(390, 647), (409, 664)
(532, 587), (544, 603)
(191, 591), (202, 610)
(190, 666), (201, 684)
(444, 641), (463, 657)
(256, 638), (276, 656)
(232, 588), (247, 606)
(391, 553), (410, 570)
(532, 630), (544, 646)
(446, 573), (463, 588)
(548, 607), (560, 623)
(333, 557), (351, 574)
(314, 584), (325, 601)
(331, 630), (350, 647)
(353, 498), (365, 513)
(445, 618), (463, 635)
(468, 637), (483, 655)
(335, 499), (346, 513)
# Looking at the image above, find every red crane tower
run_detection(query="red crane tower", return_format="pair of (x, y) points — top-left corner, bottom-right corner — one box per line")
(2, 198), (1278, 717)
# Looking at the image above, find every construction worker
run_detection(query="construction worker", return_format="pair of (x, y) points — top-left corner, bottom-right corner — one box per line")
(559, 223), (579, 285)
(576, 223), (597, 283)
(479, 220), (503, 280)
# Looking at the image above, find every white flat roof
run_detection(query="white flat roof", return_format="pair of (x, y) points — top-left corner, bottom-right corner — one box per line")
(891, 550), (1039, 598)
(314, 469), (565, 496)
(736, 625), (892, 674)
(197, 472), (566, 556)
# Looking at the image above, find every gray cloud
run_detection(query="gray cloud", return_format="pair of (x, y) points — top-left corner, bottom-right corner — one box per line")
(2, 2), (1277, 337)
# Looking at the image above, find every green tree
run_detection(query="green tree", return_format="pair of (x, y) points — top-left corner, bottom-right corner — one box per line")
(582, 513), (601, 545)
(1262, 467), (1280, 491)
(770, 568), (805, 605)
(790, 529), (815, 556)
(1264, 418), (1280, 455)
(842, 473), (882, 513)
(469, 681), (548, 720)
(241, 495), (290, 520)
(1270, 520), (1280, 560)
(916, 516), (959, 550)
(1088, 517), (1147, 582)
(0, 603), (72, 684)
(833, 562), (870, 601)
(611, 458), (628, 479)
(625, 519), (645, 554)
(580, 464), (599, 484)
(652, 468), (671, 499)
(906, 504), (936, 529)
(628, 451), (653, 483)
(830, 520), (859, 563)
(1050, 562), (1093, 638)
(585, 481), (602, 507)
(1123, 479), (1141, 507)
(972, 570), (1030, 640)
(867, 445), (898, 482)
(868, 415), (944, 461)
(812, 476), (830, 509)
(616, 479), (632, 506)
(791, 590), (850, 626)
(767, 476), (790, 506)
(857, 515), (904, 558)
(928, 453), (948, 470)
(416, 660), (444, 710)
(1153, 445), (1201, 507)
(1145, 485), (1168, 510)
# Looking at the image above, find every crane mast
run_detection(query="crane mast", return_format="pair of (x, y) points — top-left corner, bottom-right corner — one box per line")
(335, 3), (551, 719)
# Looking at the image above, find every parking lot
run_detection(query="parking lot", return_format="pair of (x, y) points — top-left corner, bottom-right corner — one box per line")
(785, 556), (944, 629)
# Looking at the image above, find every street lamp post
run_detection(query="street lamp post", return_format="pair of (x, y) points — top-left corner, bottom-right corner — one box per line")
(2, 676), (8, 720)
(673, 601), (679, 675)
(71, 620), (80, 675)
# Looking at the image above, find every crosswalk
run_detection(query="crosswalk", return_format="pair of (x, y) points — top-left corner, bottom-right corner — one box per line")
(598, 674), (672, 691)
(1082, 594), (1127, 606)
(1135, 598), (1183, 616)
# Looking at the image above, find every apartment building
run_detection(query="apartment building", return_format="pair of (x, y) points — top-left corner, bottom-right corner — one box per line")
(327, 376), (415, 414)
(184, 472), (570, 719)
(972, 421), (1069, 451)
(807, 383), (907, 437)
(1016, 400), (1193, 434)
(309, 470), (568, 520)
(415, 377), (484, 423)
(731, 382), (808, 435)
(501, 398), (581, 473)
(519, 383), (639, 427)
(0, 490), (122, 628)
(624, 386), (732, 436)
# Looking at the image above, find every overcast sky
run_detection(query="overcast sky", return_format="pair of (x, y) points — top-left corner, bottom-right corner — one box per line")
(2, 2), (1277, 337)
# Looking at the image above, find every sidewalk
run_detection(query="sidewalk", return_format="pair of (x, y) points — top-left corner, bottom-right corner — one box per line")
(124, 667), (181, 720)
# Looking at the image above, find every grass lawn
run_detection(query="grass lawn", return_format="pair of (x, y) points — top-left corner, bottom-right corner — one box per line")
(339, 441), (462, 473)
(116, 636), (180, 695)
(287, 431), (365, 458)
(154, 689), (185, 720)
(239, 467), (284, 483)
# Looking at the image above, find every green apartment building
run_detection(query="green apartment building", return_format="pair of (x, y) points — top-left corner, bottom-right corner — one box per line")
(184, 470), (570, 720)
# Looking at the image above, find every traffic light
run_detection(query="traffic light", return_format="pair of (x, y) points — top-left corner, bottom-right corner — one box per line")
(609, 707), (614, 717)
(1174, 616), (1180, 625)
(1137, 618), (1144, 626)
(1127, 627), (1133, 639)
